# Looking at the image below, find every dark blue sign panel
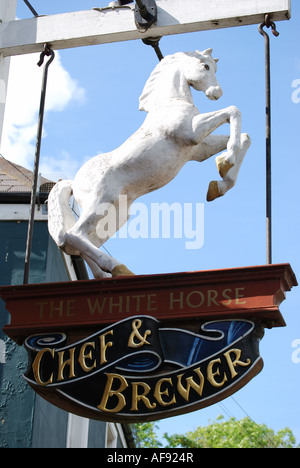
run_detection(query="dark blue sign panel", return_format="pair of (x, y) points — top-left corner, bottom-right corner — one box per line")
(24, 317), (264, 422)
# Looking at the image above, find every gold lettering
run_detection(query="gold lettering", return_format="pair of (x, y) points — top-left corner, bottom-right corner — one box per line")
(222, 288), (232, 305)
(154, 378), (176, 407)
(147, 294), (157, 311)
(207, 358), (228, 387)
(87, 298), (107, 315)
(57, 348), (76, 382)
(37, 300), (76, 319)
(128, 319), (151, 349)
(235, 288), (246, 305)
(97, 373), (128, 412)
(125, 296), (131, 313)
(32, 348), (55, 386)
(99, 330), (114, 364)
(131, 382), (156, 411)
(224, 348), (251, 378)
(169, 292), (184, 310)
(132, 295), (145, 312)
(66, 299), (76, 317)
(177, 367), (205, 401)
(36, 301), (49, 319)
(207, 289), (219, 307)
(109, 296), (123, 314)
(78, 342), (97, 373)
(49, 300), (64, 318)
(186, 291), (205, 308)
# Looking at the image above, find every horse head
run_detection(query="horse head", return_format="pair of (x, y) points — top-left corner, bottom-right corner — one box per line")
(184, 49), (223, 101)
(139, 49), (223, 112)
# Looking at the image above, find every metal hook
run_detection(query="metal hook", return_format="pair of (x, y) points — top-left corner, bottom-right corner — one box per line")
(259, 14), (279, 38)
(37, 44), (55, 68)
(264, 14), (280, 36)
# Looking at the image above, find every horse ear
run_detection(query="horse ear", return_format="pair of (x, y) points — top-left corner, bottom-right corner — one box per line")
(202, 48), (213, 56)
(214, 58), (219, 63)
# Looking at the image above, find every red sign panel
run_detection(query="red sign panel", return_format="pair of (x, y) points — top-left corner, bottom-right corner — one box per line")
(1, 264), (297, 343)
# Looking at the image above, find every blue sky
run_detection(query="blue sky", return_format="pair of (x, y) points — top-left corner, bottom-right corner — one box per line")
(2, 0), (300, 444)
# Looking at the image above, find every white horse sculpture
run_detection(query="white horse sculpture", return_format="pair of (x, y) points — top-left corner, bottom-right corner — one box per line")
(48, 49), (250, 279)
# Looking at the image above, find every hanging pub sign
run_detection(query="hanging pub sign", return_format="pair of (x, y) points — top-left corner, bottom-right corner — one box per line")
(0, 0), (295, 429)
(1, 263), (297, 422)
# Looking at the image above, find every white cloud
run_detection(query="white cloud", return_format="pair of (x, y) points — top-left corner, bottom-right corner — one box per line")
(1, 51), (86, 176)
(39, 150), (79, 180)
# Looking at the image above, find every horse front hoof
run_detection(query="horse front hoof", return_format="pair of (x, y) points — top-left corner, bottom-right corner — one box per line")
(112, 264), (135, 278)
(215, 156), (234, 178)
(206, 181), (221, 202)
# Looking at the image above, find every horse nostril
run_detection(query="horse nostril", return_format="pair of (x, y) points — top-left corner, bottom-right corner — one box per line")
(206, 86), (223, 100)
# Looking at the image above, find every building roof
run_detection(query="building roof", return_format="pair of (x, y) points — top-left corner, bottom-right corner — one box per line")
(0, 155), (55, 203)
(0, 155), (55, 193)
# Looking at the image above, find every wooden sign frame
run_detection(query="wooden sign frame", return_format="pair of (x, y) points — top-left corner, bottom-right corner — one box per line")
(1, 263), (296, 344)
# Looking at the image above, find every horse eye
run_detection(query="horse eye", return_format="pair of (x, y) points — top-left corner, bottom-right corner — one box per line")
(205, 64), (210, 71)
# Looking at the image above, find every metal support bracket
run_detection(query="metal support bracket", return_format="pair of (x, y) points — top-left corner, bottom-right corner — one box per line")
(118, 0), (157, 30)
(134, 0), (157, 30)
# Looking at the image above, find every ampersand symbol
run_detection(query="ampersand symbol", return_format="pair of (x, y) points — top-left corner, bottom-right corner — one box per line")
(128, 319), (152, 348)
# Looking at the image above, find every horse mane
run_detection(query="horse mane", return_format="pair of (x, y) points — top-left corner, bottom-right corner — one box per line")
(139, 50), (218, 112)
(139, 52), (184, 112)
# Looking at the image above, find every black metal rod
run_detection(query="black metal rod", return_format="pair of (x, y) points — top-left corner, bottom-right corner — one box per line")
(151, 43), (163, 61)
(23, 46), (55, 285)
(23, 0), (39, 17)
(142, 38), (164, 61)
(135, 0), (149, 20)
(259, 16), (279, 265)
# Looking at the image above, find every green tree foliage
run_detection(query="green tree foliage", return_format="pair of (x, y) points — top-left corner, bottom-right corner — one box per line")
(133, 422), (163, 448)
(133, 416), (299, 448)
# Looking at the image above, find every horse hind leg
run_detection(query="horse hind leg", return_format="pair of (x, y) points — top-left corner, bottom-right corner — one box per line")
(64, 203), (134, 279)
(207, 133), (251, 202)
(65, 228), (134, 278)
(82, 254), (112, 279)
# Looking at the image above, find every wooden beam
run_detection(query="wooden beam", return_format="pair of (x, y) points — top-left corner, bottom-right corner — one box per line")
(0, 0), (17, 148)
(0, 0), (291, 58)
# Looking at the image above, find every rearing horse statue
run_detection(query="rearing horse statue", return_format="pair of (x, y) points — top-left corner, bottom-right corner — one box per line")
(48, 49), (251, 279)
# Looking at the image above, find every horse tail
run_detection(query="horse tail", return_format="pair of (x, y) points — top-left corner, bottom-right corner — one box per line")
(48, 180), (79, 255)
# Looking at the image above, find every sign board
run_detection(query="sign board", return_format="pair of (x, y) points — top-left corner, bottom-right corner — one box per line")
(1, 264), (297, 422)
